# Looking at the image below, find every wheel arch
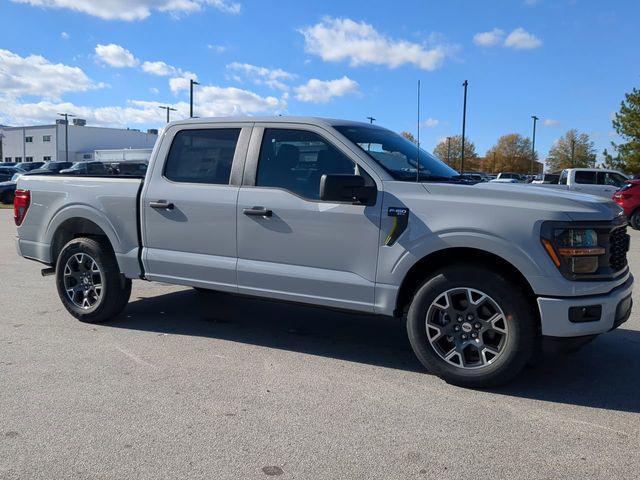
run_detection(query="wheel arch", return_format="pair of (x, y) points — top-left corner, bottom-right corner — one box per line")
(50, 216), (117, 268)
(394, 247), (538, 321)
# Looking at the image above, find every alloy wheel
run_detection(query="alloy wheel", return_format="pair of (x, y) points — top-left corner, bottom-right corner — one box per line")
(63, 253), (103, 309)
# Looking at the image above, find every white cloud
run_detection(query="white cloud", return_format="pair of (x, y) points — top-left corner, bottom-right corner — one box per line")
(299, 17), (448, 70)
(194, 85), (285, 115)
(543, 118), (559, 126)
(142, 60), (177, 76)
(504, 27), (542, 50)
(226, 62), (295, 91)
(0, 48), (97, 100)
(423, 118), (440, 127)
(473, 28), (505, 47)
(294, 76), (359, 103)
(208, 44), (226, 53)
(169, 71), (198, 93)
(149, 87), (160, 94)
(95, 43), (139, 68)
(10, 0), (241, 21)
(60, 31), (69, 39)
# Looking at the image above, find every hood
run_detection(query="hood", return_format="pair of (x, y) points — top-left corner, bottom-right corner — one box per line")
(421, 182), (623, 222)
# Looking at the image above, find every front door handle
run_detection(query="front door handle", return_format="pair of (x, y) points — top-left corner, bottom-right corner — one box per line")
(243, 206), (272, 217)
(149, 200), (174, 210)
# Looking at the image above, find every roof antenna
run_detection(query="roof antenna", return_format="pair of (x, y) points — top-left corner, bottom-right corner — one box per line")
(416, 79), (421, 183)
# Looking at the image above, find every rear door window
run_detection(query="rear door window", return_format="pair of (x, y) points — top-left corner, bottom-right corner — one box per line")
(164, 129), (240, 184)
(574, 171), (597, 184)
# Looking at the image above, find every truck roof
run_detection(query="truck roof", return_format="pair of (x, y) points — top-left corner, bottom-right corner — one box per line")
(166, 116), (379, 129)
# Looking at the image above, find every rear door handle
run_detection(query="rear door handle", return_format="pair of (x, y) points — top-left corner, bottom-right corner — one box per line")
(149, 200), (174, 210)
(243, 206), (272, 217)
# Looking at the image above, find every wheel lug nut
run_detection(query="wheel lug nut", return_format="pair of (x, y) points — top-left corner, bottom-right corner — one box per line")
(457, 315), (463, 323)
(454, 325), (460, 332)
(471, 332), (478, 338)
(461, 334), (468, 340)
(466, 314), (474, 321)
(474, 322), (481, 329)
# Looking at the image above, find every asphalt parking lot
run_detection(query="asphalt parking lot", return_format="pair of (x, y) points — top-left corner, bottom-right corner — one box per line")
(1, 208), (639, 480)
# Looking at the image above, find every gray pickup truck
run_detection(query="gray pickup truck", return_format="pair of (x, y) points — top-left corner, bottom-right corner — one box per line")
(14, 117), (633, 387)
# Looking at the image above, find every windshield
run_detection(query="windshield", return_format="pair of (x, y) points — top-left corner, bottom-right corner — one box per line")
(334, 125), (458, 181)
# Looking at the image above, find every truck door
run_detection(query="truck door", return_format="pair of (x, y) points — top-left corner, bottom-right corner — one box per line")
(141, 124), (251, 292)
(235, 125), (383, 312)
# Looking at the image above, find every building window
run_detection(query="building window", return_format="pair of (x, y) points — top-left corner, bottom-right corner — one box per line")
(4, 157), (11, 162)
(25, 136), (33, 143)
(43, 135), (51, 142)
(43, 156), (52, 161)
(83, 154), (92, 159)
(15, 157), (22, 162)
(26, 156), (33, 162)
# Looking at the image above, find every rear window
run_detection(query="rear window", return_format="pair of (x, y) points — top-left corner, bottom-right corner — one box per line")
(164, 128), (240, 184)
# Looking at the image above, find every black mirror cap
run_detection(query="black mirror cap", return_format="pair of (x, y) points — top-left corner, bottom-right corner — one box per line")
(319, 174), (377, 206)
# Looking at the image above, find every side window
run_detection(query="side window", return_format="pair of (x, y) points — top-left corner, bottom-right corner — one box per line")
(603, 172), (626, 187)
(574, 171), (596, 184)
(559, 170), (568, 185)
(164, 128), (240, 184)
(256, 128), (356, 200)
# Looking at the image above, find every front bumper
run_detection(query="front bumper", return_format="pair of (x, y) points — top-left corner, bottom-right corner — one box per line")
(537, 275), (633, 337)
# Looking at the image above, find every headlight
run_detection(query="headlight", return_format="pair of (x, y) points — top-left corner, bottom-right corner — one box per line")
(541, 228), (605, 275)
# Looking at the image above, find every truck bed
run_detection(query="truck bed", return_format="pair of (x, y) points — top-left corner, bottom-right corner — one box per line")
(16, 174), (144, 278)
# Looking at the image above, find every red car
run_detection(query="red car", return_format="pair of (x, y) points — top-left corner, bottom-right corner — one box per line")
(613, 180), (640, 229)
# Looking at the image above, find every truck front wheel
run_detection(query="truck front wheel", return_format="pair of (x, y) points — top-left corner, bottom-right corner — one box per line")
(55, 237), (132, 323)
(406, 265), (537, 388)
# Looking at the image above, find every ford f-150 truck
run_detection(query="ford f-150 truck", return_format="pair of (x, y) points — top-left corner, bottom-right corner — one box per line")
(14, 117), (633, 387)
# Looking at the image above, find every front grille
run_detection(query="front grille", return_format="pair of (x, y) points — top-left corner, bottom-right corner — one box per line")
(608, 225), (630, 272)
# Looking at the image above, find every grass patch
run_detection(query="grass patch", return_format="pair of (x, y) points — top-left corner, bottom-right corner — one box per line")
(0, 204), (12, 209)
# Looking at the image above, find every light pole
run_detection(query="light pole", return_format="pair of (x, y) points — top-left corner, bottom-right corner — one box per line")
(366, 116), (376, 124)
(571, 138), (576, 166)
(530, 115), (539, 175)
(446, 136), (452, 166)
(57, 112), (75, 163)
(189, 79), (200, 118)
(460, 80), (468, 174)
(159, 106), (178, 123)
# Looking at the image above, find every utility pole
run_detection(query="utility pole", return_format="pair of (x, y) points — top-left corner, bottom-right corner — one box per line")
(446, 136), (452, 166)
(460, 80), (468, 174)
(189, 79), (200, 118)
(366, 116), (376, 124)
(571, 138), (576, 167)
(531, 115), (539, 175)
(493, 151), (497, 173)
(159, 106), (178, 124)
(57, 112), (75, 163)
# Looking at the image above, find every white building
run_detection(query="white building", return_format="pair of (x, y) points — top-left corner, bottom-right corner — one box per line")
(0, 120), (158, 164)
(94, 148), (153, 163)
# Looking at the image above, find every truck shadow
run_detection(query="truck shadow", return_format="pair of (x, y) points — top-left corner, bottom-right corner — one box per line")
(113, 288), (640, 413)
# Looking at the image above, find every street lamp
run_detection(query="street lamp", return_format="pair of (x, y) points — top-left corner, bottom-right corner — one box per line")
(460, 80), (468, 174)
(159, 106), (178, 123)
(190, 79), (200, 118)
(57, 112), (76, 162)
(530, 115), (539, 175)
(446, 136), (452, 166)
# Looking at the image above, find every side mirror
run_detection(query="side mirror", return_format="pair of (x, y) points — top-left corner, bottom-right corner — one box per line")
(319, 174), (377, 206)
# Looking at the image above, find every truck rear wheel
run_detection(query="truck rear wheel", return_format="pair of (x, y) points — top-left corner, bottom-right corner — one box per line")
(55, 237), (132, 323)
(406, 265), (537, 388)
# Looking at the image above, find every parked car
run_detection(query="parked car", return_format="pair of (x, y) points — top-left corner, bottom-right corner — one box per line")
(0, 179), (16, 204)
(0, 166), (26, 182)
(23, 161), (75, 176)
(15, 116), (632, 388)
(496, 172), (525, 182)
(612, 180), (640, 229)
(489, 178), (519, 183)
(109, 161), (148, 176)
(538, 168), (628, 197)
(17, 162), (45, 172)
(59, 161), (113, 175)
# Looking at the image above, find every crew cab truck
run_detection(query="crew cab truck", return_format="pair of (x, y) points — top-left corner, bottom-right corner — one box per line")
(14, 117), (633, 387)
(541, 168), (629, 197)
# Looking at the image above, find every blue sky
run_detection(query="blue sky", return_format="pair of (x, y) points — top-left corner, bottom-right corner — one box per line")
(0, 0), (638, 162)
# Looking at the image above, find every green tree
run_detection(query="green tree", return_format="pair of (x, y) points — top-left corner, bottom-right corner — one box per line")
(546, 129), (596, 172)
(400, 131), (417, 144)
(610, 87), (640, 173)
(433, 135), (478, 170)
(485, 133), (537, 174)
(602, 148), (626, 171)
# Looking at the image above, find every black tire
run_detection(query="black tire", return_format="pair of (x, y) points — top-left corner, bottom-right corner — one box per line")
(406, 265), (537, 388)
(55, 237), (132, 323)
(630, 209), (640, 230)
(0, 191), (13, 205)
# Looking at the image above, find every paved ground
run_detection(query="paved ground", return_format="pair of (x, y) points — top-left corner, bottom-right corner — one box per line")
(1, 208), (639, 479)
